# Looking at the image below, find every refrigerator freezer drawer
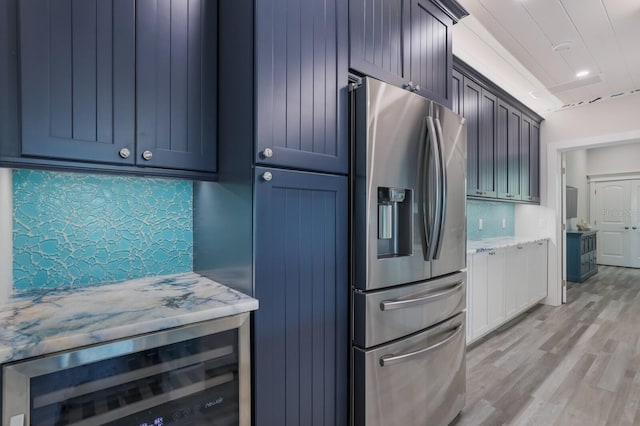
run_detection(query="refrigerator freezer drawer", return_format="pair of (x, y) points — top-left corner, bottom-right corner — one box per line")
(353, 313), (466, 426)
(353, 271), (465, 348)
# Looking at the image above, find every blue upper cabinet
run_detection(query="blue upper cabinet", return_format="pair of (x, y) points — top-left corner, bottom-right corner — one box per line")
(8, 0), (217, 177)
(255, 0), (348, 174)
(349, 0), (464, 108)
(349, 0), (409, 89)
(19, 0), (136, 165)
(253, 167), (348, 426)
(136, 0), (217, 173)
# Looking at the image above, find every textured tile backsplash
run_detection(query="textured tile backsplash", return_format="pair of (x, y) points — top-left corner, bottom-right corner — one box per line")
(467, 199), (515, 241)
(13, 170), (193, 291)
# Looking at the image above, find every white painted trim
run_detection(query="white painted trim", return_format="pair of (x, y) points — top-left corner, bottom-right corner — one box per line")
(588, 173), (640, 182)
(0, 168), (13, 303)
(546, 129), (640, 306)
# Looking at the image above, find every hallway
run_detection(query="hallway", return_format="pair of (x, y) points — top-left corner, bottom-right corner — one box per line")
(455, 265), (640, 425)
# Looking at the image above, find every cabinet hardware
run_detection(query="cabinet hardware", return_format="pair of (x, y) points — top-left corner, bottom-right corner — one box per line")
(261, 171), (273, 182)
(118, 148), (131, 159)
(141, 150), (153, 161)
(625, 226), (629, 230)
(517, 245), (523, 250)
(261, 148), (273, 159)
(488, 251), (495, 255)
(633, 227), (637, 230)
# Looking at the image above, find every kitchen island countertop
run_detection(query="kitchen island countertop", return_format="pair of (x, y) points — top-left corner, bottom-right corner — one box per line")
(0, 272), (258, 364)
(467, 236), (551, 254)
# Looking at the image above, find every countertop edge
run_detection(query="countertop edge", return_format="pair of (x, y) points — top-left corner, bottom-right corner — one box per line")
(467, 236), (551, 254)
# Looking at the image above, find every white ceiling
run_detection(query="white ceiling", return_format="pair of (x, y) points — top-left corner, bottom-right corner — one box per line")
(456, 0), (640, 111)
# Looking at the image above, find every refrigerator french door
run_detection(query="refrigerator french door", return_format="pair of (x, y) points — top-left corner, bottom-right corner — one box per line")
(351, 77), (467, 426)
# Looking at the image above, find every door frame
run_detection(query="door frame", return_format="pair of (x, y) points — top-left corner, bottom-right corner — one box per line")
(546, 132), (640, 306)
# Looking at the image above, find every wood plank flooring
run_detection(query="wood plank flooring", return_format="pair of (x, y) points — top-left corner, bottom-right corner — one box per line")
(453, 265), (640, 426)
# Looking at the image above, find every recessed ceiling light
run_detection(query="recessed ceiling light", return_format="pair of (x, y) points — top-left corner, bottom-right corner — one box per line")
(576, 70), (590, 78)
(552, 41), (573, 52)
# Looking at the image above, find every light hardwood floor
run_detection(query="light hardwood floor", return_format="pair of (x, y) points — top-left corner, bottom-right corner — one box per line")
(453, 265), (640, 426)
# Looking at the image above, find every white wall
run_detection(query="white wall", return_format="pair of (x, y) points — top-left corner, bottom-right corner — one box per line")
(564, 150), (589, 229)
(587, 143), (640, 176)
(0, 168), (12, 303)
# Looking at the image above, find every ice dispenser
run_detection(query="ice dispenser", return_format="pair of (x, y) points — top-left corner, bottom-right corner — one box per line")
(377, 187), (412, 258)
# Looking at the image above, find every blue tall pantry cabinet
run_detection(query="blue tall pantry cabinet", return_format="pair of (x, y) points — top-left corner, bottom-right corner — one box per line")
(194, 0), (349, 425)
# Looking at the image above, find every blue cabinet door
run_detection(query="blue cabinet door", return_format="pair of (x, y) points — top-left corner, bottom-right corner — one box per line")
(350, 0), (453, 108)
(255, 0), (348, 174)
(19, 0), (136, 165)
(409, 0), (453, 107)
(529, 122), (540, 203)
(136, 0), (217, 173)
(349, 0), (409, 89)
(254, 167), (348, 426)
(520, 114), (532, 202)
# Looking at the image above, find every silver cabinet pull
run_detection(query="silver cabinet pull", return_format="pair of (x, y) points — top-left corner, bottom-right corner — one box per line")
(119, 148), (130, 159)
(262, 148), (273, 158)
(142, 150), (153, 161)
(379, 324), (463, 367)
(380, 281), (464, 311)
(261, 171), (273, 182)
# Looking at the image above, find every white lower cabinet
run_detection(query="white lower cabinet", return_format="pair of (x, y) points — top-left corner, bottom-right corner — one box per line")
(528, 240), (548, 303)
(468, 248), (505, 343)
(505, 244), (528, 318)
(467, 240), (548, 345)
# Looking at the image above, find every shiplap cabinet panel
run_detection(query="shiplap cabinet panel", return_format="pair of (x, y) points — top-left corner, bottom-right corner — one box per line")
(254, 167), (348, 426)
(256, 0), (348, 173)
(19, 0), (136, 164)
(349, 0), (454, 108)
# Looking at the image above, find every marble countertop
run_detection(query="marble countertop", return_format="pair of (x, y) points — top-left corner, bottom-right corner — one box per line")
(467, 236), (551, 254)
(0, 273), (258, 364)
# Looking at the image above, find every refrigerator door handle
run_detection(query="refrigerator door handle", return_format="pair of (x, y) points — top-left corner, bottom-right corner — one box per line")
(379, 281), (464, 311)
(424, 115), (441, 261)
(378, 323), (463, 367)
(433, 115), (447, 260)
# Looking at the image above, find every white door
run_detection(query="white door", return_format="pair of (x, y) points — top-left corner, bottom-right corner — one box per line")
(594, 181), (630, 266)
(630, 181), (640, 268)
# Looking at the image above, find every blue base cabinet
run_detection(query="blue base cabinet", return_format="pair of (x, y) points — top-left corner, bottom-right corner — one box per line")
(566, 231), (598, 283)
(254, 167), (348, 425)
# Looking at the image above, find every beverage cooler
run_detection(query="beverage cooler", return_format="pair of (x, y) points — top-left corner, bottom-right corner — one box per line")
(2, 314), (250, 426)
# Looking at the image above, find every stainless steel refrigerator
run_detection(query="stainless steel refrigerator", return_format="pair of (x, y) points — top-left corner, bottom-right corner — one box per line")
(351, 77), (467, 426)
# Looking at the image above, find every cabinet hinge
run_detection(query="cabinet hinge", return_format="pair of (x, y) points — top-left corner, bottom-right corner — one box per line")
(562, 280), (567, 289)
(562, 223), (566, 231)
(348, 74), (363, 90)
(562, 167), (566, 175)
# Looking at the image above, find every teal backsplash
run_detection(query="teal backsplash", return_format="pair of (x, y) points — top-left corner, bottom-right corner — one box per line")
(13, 170), (193, 290)
(467, 199), (515, 241)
